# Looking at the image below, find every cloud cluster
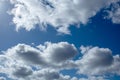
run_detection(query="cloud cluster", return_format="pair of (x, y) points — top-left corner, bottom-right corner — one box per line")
(3, 42), (77, 67)
(0, 42), (77, 80)
(106, 0), (120, 24)
(8, 0), (118, 34)
(0, 42), (120, 80)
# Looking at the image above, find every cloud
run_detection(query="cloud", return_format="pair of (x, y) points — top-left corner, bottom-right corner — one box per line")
(79, 76), (107, 80)
(3, 44), (46, 66)
(9, 0), (116, 34)
(12, 65), (33, 78)
(29, 69), (73, 80)
(107, 55), (120, 75)
(0, 42), (77, 80)
(0, 43), (120, 80)
(38, 42), (77, 63)
(77, 46), (120, 75)
(3, 42), (77, 67)
(80, 46), (113, 67)
(0, 77), (6, 80)
(106, 0), (120, 24)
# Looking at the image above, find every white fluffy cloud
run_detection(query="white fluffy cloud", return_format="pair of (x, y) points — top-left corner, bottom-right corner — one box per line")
(0, 42), (77, 80)
(76, 46), (120, 76)
(38, 42), (77, 63)
(0, 77), (6, 80)
(106, 0), (120, 24)
(8, 0), (117, 34)
(77, 46), (113, 75)
(3, 42), (77, 67)
(0, 43), (120, 80)
(5, 44), (46, 66)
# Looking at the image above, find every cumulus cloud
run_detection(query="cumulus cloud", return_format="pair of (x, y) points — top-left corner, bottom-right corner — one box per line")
(79, 76), (107, 80)
(5, 44), (46, 66)
(38, 42), (77, 63)
(80, 46), (113, 67)
(3, 42), (77, 67)
(0, 43), (120, 80)
(0, 42), (77, 80)
(12, 65), (33, 78)
(77, 46), (120, 75)
(29, 69), (74, 80)
(106, 0), (120, 24)
(0, 77), (6, 80)
(8, 0), (117, 34)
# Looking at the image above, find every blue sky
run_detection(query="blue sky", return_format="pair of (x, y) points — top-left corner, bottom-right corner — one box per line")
(0, 0), (120, 80)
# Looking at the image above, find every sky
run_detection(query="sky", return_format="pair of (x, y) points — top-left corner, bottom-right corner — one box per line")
(0, 0), (120, 80)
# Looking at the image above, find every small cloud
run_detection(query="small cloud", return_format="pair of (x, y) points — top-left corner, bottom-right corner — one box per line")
(0, 77), (6, 80)
(105, 1), (120, 24)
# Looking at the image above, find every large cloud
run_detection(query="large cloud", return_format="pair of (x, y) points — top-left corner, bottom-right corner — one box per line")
(77, 46), (120, 75)
(0, 43), (120, 80)
(0, 42), (77, 80)
(3, 42), (77, 67)
(8, 0), (117, 34)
